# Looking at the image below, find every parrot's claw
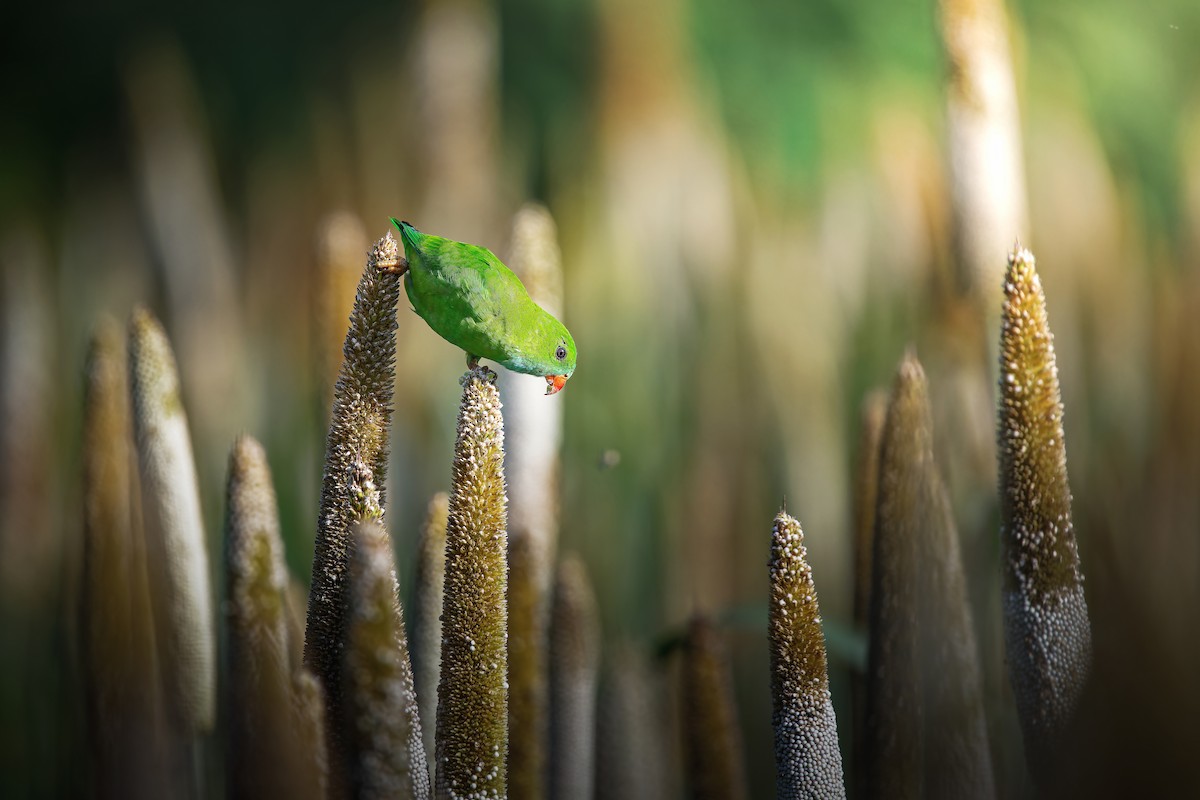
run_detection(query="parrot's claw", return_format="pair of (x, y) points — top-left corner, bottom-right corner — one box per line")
(377, 256), (409, 276)
(466, 353), (481, 369)
(460, 365), (497, 386)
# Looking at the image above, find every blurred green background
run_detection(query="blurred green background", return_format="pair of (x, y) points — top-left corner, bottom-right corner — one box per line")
(2, 0), (1199, 796)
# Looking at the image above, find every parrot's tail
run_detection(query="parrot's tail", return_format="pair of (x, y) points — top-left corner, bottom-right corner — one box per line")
(389, 217), (421, 251)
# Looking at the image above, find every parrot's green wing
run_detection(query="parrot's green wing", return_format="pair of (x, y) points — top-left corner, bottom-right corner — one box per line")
(391, 219), (576, 387)
(396, 221), (530, 363)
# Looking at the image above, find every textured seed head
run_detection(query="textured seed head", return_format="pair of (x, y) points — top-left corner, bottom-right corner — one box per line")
(852, 390), (888, 629)
(226, 436), (287, 633)
(768, 511), (846, 800)
(292, 669), (330, 800)
(129, 306), (215, 733)
(413, 491), (449, 766)
(345, 517), (431, 800)
(224, 434), (295, 798)
(82, 318), (168, 793)
(998, 246), (1091, 783)
(435, 366), (509, 800)
(549, 554), (600, 800)
(864, 352), (994, 798)
(303, 232), (401, 784)
(347, 459), (383, 522)
(682, 616), (749, 800)
(83, 318), (137, 694)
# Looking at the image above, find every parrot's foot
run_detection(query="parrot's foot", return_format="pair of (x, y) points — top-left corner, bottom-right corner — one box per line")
(460, 364), (497, 386)
(377, 256), (409, 276)
(466, 353), (481, 369)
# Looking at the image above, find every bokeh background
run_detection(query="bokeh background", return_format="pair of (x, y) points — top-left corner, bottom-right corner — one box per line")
(2, 0), (1199, 796)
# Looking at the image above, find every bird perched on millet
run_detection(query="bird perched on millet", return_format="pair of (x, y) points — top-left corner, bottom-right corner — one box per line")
(380, 218), (576, 394)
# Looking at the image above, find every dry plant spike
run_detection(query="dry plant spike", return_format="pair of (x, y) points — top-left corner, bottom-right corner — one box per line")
(595, 644), (671, 800)
(850, 390), (886, 793)
(292, 669), (331, 800)
(768, 511), (846, 800)
(124, 41), (245, 447)
(938, 0), (1028, 305)
(82, 318), (166, 796)
(503, 203), (565, 800)
(864, 353), (994, 800)
(864, 357), (927, 799)
(682, 616), (749, 800)
(224, 435), (294, 798)
(346, 507), (431, 800)
(507, 531), (548, 800)
(548, 554), (600, 800)
(128, 306), (215, 733)
(920, 475), (994, 800)
(413, 491), (449, 766)
(998, 247), (1091, 783)
(435, 366), (509, 800)
(303, 232), (402, 775)
(852, 390), (888, 631)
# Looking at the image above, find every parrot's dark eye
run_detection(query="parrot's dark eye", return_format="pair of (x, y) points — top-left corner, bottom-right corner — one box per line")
(555, 345), (567, 361)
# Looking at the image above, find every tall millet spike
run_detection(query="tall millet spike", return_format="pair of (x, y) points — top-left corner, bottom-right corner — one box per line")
(304, 232), (401, 775)
(595, 644), (671, 800)
(864, 353), (994, 800)
(344, 462), (431, 800)
(413, 491), (449, 766)
(124, 43), (246, 452)
(681, 615), (749, 800)
(224, 435), (295, 798)
(768, 510), (846, 800)
(435, 366), (509, 800)
(548, 554), (600, 800)
(850, 390), (886, 792)
(82, 318), (166, 796)
(938, 0), (1028, 306)
(503, 203), (565, 800)
(128, 306), (215, 732)
(997, 247), (1091, 783)
(864, 357), (930, 799)
(292, 669), (330, 800)
(851, 390), (888, 633)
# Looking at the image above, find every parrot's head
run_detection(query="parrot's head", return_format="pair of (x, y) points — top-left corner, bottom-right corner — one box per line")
(542, 319), (576, 395)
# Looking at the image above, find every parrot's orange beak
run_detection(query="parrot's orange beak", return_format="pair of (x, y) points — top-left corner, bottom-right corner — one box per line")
(545, 375), (568, 395)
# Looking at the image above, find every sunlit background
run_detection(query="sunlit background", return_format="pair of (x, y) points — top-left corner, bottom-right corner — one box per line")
(3, 0), (1199, 796)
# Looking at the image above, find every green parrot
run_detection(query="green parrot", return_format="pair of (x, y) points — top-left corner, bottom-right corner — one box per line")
(383, 218), (577, 394)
